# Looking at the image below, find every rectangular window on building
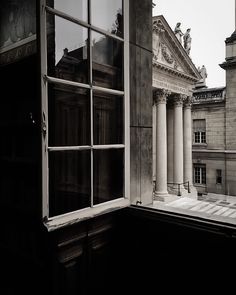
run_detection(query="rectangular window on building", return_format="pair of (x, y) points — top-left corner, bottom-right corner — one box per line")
(40, 0), (129, 227)
(193, 119), (206, 144)
(194, 165), (206, 185)
(216, 169), (222, 184)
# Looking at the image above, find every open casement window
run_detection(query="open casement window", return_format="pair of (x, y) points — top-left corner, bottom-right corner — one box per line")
(39, 0), (130, 228)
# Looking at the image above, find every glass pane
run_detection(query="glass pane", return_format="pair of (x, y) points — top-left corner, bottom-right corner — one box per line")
(93, 92), (123, 145)
(92, 31), (123, 90)
(49, 150), (91, 217)
(48, 84), (90, 147)
(46, 0), (88, 23)
(93, 149), (124, 205)
(91, 0), (123, 37)
(47, 14), (89, 83)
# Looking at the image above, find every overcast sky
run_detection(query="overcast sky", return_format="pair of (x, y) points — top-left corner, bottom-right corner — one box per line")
(153, 0), (235, 88)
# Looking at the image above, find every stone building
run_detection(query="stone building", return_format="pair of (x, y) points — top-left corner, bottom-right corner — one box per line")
(192, 27), (236, 197)
(192, 87), (227, 195)
(152, 15), (201, 199)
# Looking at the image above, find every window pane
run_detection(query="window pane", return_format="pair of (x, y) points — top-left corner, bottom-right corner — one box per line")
(93, 149), (124, 205)
(93, 92), (123, 145)
(92, 31), (123, 90)
(49, 150), (91, 217)
(91, 0), (123, 37)
(46, 0), (88, 23)
(48, 84), (90, 147)
(201, 132), (206, 143)
(47, 14), (89, 83)
(194, 132), (200, 143)
(202, 168), (206, 184)
(194, 167), (200, 184)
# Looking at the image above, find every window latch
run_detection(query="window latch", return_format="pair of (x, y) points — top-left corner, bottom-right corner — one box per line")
(42, 112), (47, 137)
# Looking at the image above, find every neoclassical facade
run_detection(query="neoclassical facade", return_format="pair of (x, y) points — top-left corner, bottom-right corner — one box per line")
(152, 16), (201, 200)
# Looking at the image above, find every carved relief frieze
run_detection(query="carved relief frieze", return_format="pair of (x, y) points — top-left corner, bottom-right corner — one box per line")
(161, 43), (174, 64)
(153, 20), (165, 63)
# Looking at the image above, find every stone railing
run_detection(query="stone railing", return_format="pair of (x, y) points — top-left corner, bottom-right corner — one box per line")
(193, 88), (225, 103)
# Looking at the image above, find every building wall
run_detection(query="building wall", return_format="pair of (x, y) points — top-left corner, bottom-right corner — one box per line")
(129, 0), (153, 206)
(226, 155), (236, 195)
(192, 104), (225, 150)
(193, 156), (225, 195)
(226, 69), (236, 150)
(192, 103), (226, 195)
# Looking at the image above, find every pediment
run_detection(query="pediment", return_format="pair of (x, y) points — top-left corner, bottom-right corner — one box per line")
(153, 15), (201, 82)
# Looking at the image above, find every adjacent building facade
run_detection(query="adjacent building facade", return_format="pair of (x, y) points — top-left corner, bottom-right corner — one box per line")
(192, 87), (226, 195)
(192, 28), (236, 197)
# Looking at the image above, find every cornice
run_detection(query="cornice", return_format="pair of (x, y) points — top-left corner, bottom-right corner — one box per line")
(153, 61), (199, 82)
(220, 58), (236, 70)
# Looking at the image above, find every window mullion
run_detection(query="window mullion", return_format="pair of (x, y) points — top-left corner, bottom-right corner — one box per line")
(40, 0), (49, 219)
(88, 2), (94, 207)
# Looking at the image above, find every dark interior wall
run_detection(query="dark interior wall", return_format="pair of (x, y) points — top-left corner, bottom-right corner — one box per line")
(116, 207), (236, 294)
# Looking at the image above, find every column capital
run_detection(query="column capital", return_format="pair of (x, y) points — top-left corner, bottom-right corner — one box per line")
(173, 94), (186, 107)
(184, 96), (193, 108)
(154, 89), (171, 105)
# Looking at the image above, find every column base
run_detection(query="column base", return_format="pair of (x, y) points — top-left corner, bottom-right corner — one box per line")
(154, 190), (169, 202)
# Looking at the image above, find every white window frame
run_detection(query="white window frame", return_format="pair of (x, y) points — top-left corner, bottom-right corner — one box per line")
(193, 119), (206, 144)
(194, 131), (206, 144)
(39, 0), (130, 230)
(194, 165), (206, 185)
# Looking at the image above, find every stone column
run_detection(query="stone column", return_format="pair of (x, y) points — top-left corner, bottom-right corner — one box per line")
(152, 103), (156, 183)
(167, 105), (174, 184)
(183, 96), (193, 188)
(154, 89), (171, 199)
(173, 94), (185, 187)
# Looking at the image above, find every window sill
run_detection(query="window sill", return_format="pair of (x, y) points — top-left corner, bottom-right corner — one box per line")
(44, 198), (130, 231)
(193, 143), (207, 148)
(130, 199), (236, 230)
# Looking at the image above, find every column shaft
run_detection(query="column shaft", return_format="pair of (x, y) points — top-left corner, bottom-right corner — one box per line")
(154, 90), (170, 197)
(173, 96), (184, 185)
(183, 98), (193, 186)
(167, 107), (174, 184)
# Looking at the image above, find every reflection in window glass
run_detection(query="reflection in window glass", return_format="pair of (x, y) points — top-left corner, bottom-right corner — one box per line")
(91, 0), (123, 37)
(92, 31), (123, 90)
(46, 0), (88, 22)
(49, 150), (91, 217)
(93, 92), (123, 145)
(48, 84), (90, 147)
(47, 14), (89, 83)
(93, 149), (124, 205)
